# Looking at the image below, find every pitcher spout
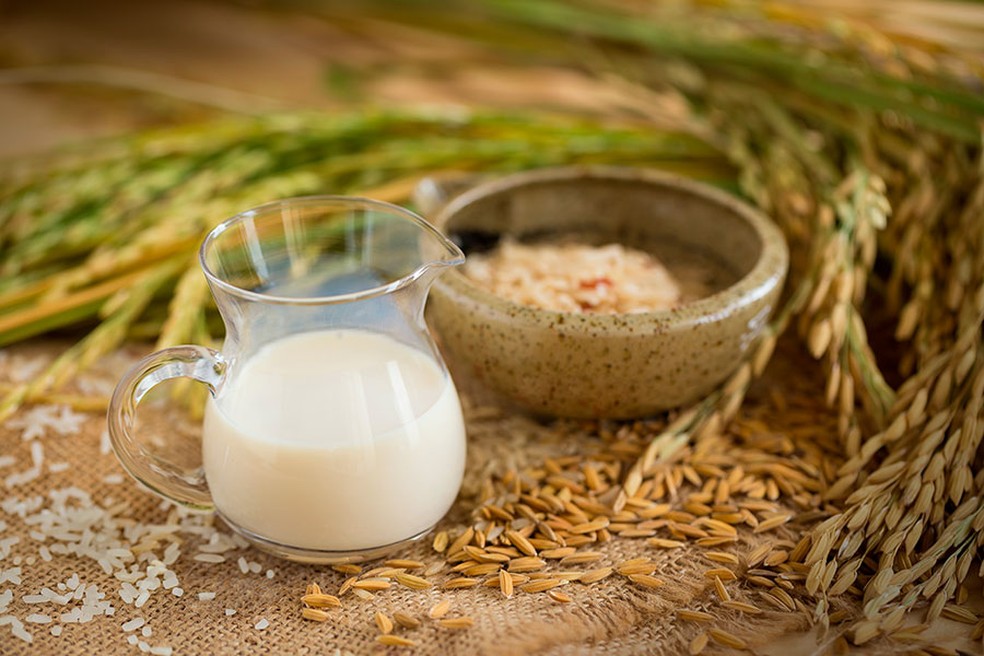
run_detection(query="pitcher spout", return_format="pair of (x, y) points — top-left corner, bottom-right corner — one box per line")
(417, 222), (465, 282)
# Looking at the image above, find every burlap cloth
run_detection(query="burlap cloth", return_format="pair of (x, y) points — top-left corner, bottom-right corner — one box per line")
(0, 336), (947, 655)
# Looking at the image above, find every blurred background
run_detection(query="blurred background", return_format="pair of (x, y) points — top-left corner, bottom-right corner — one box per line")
(2, 0), (981, 157)
(0, 0), (646, 156)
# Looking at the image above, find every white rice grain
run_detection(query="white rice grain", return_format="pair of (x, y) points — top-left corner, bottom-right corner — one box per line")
(254, 618), (269, 630)
(6, 404), (86, 441)
(49, 592), (72, 605)
(6, 354), (46, 384)
(5, 467), (41, 488)
(0, 567), (21, 585)
(193, 554), (225, 564)
(12, 623), (32, 643)
(163, 543), (180, 566)
(0, 614), (31, 642)
(60, 608), (82, 623)
(120, 583), (138, 604)
(0, 465), (249, 646)
(100, 430), (112, 455)
(197, 531), (239, 554)
(137, 578), (160, 592)
(122, 617), (145, 632)
(3, 494), (42, 515)
(162, 572), (178, 590)
(197, 592), (215, 601)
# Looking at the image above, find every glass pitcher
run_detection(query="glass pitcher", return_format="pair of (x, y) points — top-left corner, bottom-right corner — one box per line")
(108, 196), (467, 563)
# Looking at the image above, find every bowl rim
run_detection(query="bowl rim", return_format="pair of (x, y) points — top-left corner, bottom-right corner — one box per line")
(432, 165), (789, 332)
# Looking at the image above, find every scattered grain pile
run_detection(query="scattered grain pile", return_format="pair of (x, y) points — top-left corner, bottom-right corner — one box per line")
(294, 373), (850, 651)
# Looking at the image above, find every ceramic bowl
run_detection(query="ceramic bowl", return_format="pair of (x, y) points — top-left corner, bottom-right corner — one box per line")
(425, 166), (788, 419)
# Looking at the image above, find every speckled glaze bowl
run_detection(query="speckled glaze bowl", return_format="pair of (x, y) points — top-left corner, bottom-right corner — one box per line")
(425, 166), (788, 419)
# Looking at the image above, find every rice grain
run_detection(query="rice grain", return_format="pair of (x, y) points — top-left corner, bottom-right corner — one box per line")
(677, 609), (714, 623)
(708, 628), (747, 649)
(301, 608), (329, 622)
(429, 599), (451, 619)
(579, 567), (614, 584)
(375, 611), (393, 635)
(393, 612), (420, 629)
(498, 568), (513, 599)
(438, 617), (474, 630)
(376, 635), (417, 647)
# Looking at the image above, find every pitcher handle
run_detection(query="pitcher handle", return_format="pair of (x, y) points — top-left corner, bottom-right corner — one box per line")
(108, 345), (225, 511)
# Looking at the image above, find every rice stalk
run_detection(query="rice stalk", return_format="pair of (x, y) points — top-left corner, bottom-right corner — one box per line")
(0, 111), (721, 419)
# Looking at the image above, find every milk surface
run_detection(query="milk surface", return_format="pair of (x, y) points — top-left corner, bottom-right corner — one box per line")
(202, 329), (466, 551)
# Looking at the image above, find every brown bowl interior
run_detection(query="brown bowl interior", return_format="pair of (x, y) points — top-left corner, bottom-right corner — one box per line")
(442, 175), (764, 306)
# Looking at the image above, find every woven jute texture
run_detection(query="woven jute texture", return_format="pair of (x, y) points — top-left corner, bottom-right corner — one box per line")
(0, 337), (834, 655)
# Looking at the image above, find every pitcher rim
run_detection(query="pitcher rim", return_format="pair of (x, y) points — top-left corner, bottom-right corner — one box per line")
(199, 195), (465, 306)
